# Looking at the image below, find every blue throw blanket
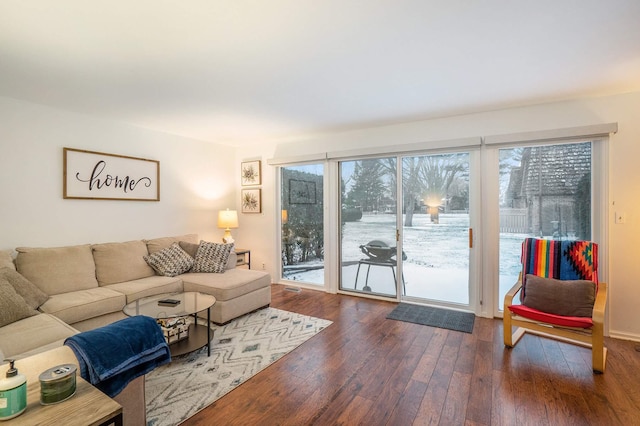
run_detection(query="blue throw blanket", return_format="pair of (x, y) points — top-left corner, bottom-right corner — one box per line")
(65, 315), (171, 397)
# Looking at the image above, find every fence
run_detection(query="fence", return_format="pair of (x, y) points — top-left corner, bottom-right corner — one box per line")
(500, 208), (527, 233)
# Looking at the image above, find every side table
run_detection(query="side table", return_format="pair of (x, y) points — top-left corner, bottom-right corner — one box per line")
(3, 347), (122, 426)
(235, 248), (251, 269)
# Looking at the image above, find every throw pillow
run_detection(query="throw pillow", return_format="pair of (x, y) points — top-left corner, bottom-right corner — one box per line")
(0, 277), (39, 327)
(0, 267), (49, 309)
(191, 241), (233, 273)
(522, 274), (596, 317)
(144, 243), (194, 277)
(0, 250), (15, 270)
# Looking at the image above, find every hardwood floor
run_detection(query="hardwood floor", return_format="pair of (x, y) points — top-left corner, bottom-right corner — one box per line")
(185, 284), (640, 426)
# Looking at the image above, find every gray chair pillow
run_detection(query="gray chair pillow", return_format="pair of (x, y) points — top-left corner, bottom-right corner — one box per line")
(522, 274), (596, 317)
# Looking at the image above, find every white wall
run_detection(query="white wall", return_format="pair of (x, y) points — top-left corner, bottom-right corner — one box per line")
(239, 91), (640, 341)
(3, 92), (639, 341)
(0, 97), (236, 249)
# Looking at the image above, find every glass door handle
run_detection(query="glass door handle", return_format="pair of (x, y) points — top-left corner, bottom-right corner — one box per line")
(469, 228), (473, 248)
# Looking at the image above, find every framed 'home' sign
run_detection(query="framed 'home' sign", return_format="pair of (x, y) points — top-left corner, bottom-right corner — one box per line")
(63, 148), (160, 201)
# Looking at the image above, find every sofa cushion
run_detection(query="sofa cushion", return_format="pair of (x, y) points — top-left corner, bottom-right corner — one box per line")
(178, 241), (199, 258)
(0, 314), (78, 359)
(144, 243), (194, 277)
(39, 287), (126, 325)
(522, 274), (595, 317)
(508, 304), (594, 328)
(191, 241), (233, 273)
(145, 234), (198, 255)
(181, 269), (271, 302)
(0, 267), (49, 309)
(0, 250), (15, 270)
(105, 276), (183, 303)
(180, 241), (237, 270)
(0, 277), (39, 327)
(15, 244), (98, 295)
(92, 240), (155, 285)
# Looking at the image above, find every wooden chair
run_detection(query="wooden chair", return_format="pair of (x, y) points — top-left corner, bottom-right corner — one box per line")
(503, 238), (607, 373)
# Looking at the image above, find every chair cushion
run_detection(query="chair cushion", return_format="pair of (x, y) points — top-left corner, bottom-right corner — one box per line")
(508, 304), (594, 328)
(522, 274), (595, 317)
(144, 243), (194, 277)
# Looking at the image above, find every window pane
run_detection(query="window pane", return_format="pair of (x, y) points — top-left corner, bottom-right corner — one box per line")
(402, 153), (470, 305)
(281, 164), (324, 285)
(498, 142), (591, 310)
(339, 159), (397, 297)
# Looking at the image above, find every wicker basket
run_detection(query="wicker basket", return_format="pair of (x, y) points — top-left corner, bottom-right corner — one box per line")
(156, 317), (189, 344)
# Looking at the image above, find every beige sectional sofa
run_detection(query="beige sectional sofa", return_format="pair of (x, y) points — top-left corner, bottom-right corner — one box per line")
(0, 233), (271, 359)
(0, 234), (271, 426)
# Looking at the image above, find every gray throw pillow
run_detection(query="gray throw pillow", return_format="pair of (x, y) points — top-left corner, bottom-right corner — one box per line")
(0, 277), (39, 327)
(0, 267), (49, 309)
(191, 241), (233, 273)
(522, 274), (596, 317)
(178, 241), (199, 259)
(144, 243), (194, 277)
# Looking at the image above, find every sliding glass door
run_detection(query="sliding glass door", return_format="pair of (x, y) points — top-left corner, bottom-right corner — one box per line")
(275, 136), (604, 316)
(337, 152), (474, 307)
(401, 153), (471, 306)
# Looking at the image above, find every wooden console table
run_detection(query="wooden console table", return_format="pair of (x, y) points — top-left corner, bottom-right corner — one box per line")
(3, 348), (122, 426)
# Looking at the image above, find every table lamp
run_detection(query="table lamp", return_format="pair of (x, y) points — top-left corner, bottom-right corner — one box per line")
(217, 209), (238, 244)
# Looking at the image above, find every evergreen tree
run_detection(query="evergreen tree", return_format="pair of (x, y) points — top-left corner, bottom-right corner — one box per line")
(346, 159), (387, 212)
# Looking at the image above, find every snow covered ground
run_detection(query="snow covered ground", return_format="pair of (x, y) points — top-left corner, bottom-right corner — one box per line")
(284, 212), (526, 309)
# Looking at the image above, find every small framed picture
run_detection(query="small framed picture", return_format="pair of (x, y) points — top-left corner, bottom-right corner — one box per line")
(241, 160), (261, 186)
(241, 188), (262, 213)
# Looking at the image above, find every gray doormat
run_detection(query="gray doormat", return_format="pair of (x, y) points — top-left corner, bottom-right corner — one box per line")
(386, 303), (475, 333)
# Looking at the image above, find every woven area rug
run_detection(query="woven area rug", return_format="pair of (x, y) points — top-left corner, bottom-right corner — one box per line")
(386, 303), (475, 333)
(145, 307), (332, 426)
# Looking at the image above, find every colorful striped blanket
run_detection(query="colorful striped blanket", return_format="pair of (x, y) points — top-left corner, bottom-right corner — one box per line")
(520, 238), (598, 302)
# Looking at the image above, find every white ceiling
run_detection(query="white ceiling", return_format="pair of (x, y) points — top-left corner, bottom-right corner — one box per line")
(1, 1), (640, 147)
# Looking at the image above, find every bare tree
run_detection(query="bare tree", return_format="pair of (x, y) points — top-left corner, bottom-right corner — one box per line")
(418, 154), (468, 223)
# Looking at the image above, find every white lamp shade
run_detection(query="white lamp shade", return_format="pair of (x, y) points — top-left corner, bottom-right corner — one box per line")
(217, 209), (239, 229)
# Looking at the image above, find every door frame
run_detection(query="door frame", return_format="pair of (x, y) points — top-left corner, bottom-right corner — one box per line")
(396, 148), (481, 313)
(335, 147), (482, 314)
(485, 138), (610, 319)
